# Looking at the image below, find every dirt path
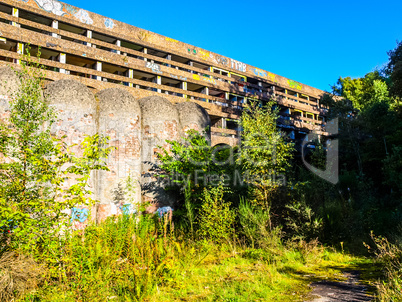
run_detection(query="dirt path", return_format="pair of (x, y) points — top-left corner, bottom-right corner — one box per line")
(306, 271), (374, 301)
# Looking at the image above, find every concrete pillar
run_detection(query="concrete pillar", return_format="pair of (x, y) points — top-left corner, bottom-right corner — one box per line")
(182, 81), (187, 98)
(222, 118), (227, 129)
(95, 61), (102, 81)
(115, 40), (121, 54)
(188, 61), (194, 73)
(11, 8), (19, 27)
(127, 69), (134, 87)
(59, 53), (66, 74)
(52, 20), (58, 38)
(86, 30), (92, 47)
(143, 48), (147, 62)
(165, 54), (171, 67)
(14, 43), (24, 65)
(156, 76), (161, 93)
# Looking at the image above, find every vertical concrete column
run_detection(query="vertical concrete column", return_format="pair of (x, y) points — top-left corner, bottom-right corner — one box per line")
(127, 69), (134, 87)
(156, 76), (162, 93)
(203, 87), (209, 103)
(59, 53), (66, 74)
(188, 61), (194, 73)
(52, 20), (59, 38)
(225, 92), (229, 101)
(182, 81), (187, 98)
(165, 54), (171, 67)
(86, 30), (92, 47)
(95, 61), (102, 81)
(14, 43), (24, 65)
(115, 40), (121, 54)
(11, 8), (19, 27)
(143, 48), (147, 62)
(222, 118), (227, 129)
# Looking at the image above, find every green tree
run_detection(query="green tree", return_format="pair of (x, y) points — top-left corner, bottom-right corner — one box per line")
(0, 50), (112, 253)
(238, 101), (293, 215)
(386, 40), (402, 100)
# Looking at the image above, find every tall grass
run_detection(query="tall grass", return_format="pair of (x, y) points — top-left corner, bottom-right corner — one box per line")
(370, 234), (402, 301)
(26, 214), (179, 301)
(8, 209), (376, 301)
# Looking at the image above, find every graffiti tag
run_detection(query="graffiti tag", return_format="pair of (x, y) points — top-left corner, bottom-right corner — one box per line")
(231, 59), (246, 72)
(146, 61), (162, 74)
(288, 79), (302, 90)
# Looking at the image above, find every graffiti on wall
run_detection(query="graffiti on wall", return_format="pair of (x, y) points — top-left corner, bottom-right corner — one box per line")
(193, 74), (216, 85)
(104, 18), (115, 29)
(288, 79), (302, 90)
(166, 37), (179, 43)
(120, 204), (137, 216)
(231, 59), (246, 72)
(29, 0), (94, 25)
(213, 55), (229, 66)
(65, 4), (77, 15)
(146, 61), (162, 74)
(268, 72), (276, 82)
(199, 50), (210, 61)
(74, 9), (93, 25)
(71, 207), (89, 230)
(138, 31), (150, 42)
(188, 48), (197, 55)
(33, 0), (66, 16)
(252, 68), (267, 78)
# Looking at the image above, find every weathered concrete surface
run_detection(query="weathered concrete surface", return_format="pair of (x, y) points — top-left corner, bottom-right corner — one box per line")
(176, 101), (211, 140)
(45, 79), (98, 227)
(0, 73), (211, 223)
(96, 88), (142, 221)
(0, 66), (20, 120)
(0, 66), (20, 97)
(139, 96), (180, 211)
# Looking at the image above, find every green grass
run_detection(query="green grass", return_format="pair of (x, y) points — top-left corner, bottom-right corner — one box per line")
(14, 216), (378, 302)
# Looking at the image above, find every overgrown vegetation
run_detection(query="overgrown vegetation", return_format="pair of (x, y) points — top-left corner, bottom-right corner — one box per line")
(1, 41), (402, 301)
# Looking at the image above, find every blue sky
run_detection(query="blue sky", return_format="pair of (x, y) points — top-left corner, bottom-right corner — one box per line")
(65, 0), (402, 91)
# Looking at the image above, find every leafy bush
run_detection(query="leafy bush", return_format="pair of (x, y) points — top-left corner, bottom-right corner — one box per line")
(198, 182), (236, 242)
(284, 199), (323, 241)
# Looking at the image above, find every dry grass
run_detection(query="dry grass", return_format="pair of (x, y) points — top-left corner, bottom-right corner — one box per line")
(0, 252), (44, 301)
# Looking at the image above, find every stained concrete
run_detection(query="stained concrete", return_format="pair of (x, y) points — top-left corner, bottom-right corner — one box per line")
(96, 88), (142, 221)
(176, 101), (211, 140)
(139, 96), (180, 210)
(0, 66), (20, 97)
(0, 75), (211, 221)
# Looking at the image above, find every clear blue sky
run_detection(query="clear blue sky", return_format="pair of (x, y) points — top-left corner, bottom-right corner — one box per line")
(65, 0), (402, 91)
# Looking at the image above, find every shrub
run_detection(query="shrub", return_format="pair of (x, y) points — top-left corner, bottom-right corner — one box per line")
(198, 182), (236, 242)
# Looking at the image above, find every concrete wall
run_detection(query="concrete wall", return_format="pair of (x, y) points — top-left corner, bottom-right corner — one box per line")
(0, 66), (211, 226)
